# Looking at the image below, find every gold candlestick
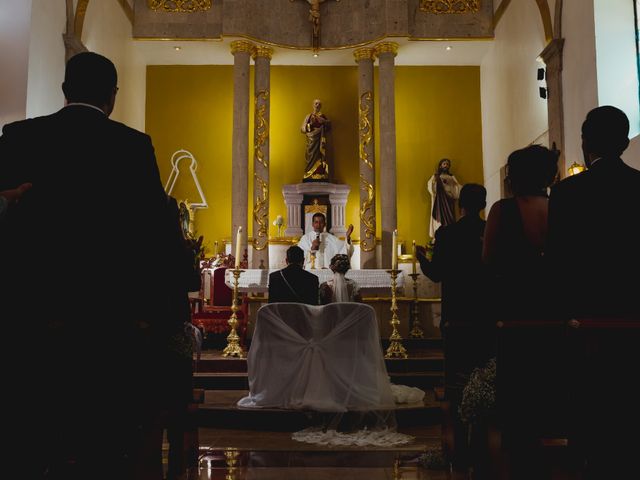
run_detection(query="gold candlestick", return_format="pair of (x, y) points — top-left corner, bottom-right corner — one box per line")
(385, 269), (408, 359)
(222, 268), (246, 358)
(224, 448), (239, 480)
(408, 272), (425, 338)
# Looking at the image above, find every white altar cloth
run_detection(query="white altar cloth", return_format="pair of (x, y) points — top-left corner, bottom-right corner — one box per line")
(224, 268), (404, 295)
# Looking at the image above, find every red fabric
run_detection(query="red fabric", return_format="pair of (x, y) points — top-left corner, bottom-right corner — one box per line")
(211, 267), (233, 306)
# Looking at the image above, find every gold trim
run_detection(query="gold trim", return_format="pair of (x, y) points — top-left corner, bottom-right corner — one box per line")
(353, 47), (375, 62)
(254, 90), (269, 168)
(358, 92), (373, 170)
(230, 40), (255, 55)
(374, 42), (399, 57)
(362, 297), (442, 303)
(419, 0), (480, 14)
(253, 45), (274, 60)
(74, 0), (90, 39)
(360, 175), (376, 253)
(267, 238), (299, 245)
(534, 0), (553, 43)
(147, 0), (212, 13)
(493, 0), (511, 29)
(253, 174), (269, 251)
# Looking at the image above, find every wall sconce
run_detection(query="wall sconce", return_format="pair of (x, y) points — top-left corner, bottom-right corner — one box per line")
(567, 161), (586, 176)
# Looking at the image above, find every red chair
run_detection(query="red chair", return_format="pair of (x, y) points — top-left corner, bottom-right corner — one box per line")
(191, 267), (248, 346)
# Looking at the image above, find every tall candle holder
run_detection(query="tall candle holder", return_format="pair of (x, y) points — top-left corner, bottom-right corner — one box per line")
(408, 273), (425, 338)
(222, 267), (246, 358)
(385, 269), (408, 359)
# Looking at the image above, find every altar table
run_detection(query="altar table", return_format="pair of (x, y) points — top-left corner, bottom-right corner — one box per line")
(224, 268), (404, 295)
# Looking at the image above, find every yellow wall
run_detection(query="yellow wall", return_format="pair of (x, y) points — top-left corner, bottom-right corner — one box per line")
(146, 65), (483, 255)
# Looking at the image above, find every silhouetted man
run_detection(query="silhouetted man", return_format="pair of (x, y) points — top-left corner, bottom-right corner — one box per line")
(0, 52), (182, 479)
(269, 246), (319, 304)
(547, 105), (640, 479)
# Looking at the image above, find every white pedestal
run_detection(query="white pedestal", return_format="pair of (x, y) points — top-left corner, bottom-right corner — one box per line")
(283, 182), (351, 237)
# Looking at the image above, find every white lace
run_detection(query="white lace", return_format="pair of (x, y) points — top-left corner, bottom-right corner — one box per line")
(292, 427), (414, 447)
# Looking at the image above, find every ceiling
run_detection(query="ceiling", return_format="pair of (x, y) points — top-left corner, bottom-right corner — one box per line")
(133, 36), (493, 66)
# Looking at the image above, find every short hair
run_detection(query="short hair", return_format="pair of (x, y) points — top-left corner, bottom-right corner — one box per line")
(582, 105), (630, 156)
(62, 52), (118, 106)
(312, 212), (326, 222)
(459, 183), (486, 213)
(506, 145), (559, 195)
(329, 254), (351, 274)
(286, 245), (305, 265)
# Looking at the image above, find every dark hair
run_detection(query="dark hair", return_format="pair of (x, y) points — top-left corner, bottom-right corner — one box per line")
(286, 245), (305, 265)
(62, 52), (118, 107)
(329, 254), (351, 274)
(582, 105), (630, 156)
(459, 183), (486, 213)
(506, 145), (559, 195)
(312, 212), (326, 222)
(437, 158), (451, 172)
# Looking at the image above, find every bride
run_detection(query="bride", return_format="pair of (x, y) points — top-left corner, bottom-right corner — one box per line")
(319, 254), (361, 304)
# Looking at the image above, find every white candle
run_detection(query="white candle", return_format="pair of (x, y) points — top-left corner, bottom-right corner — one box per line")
(234, 226), (242, 268)
(412, 240), (417, 275)
(391, 229), (398, 270)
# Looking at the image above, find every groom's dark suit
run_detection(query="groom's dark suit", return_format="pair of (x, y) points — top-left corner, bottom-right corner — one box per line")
(547, 156), (640, 318)
(268, 264), (319, 305)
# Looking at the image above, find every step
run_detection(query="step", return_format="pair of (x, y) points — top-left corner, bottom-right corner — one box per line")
(194, 370), (444, 391)
(195, 349), (444, 375)
(196, 390), (442, 431)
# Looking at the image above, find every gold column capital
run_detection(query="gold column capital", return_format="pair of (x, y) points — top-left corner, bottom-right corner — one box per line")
(353, 47), (376, 63)
(252, 45), (274, 60)
(230, 40), (255, 56)
(374, 42), (399, 58)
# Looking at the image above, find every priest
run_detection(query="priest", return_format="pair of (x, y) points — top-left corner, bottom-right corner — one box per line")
(297, 212), (353, 269)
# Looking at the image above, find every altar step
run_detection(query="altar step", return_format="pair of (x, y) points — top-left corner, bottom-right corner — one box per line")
(193, 347), (444, 391)
(196, 390), (442, 431)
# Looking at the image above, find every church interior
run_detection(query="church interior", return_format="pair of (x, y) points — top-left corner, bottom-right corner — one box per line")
(2, 0), (640, 479)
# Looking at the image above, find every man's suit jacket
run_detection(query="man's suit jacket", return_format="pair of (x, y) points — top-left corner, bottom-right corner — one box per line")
(268, 264), (319, 305)
(418, 215), (487, 326)
(547, 156), (640, 317)
(0, 105), (183, 434)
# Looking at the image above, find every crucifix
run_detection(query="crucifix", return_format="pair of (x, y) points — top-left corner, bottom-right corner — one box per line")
(292, 0), (340, 55)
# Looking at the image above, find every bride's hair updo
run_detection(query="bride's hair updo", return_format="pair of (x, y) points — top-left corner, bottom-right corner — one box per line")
(329, 254), (351, 274)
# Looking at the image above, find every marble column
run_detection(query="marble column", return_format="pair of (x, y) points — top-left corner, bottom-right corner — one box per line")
(375, 42), (398, 269)
(230, 40), (254, 262)
(252, 45), (273, 268)
(540, 39), (566, 175)
(354, 47), (377, 269)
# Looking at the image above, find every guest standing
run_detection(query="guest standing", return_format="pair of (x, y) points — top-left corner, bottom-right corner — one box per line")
(0, 52), (184, 479)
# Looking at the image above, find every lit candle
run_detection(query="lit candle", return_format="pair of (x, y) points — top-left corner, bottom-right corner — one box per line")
(412, 240), (417, 275)
(234, 226), (242, 269)
(391, 229), (398, 270)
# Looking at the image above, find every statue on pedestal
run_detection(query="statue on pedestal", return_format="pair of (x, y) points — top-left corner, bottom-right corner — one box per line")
(427, 158), (461, 238)
(301, 98), (331, 182)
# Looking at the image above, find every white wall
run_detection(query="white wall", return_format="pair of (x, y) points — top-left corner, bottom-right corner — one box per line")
(480, 0), (550, 207)
(82, 0), (146, 130)
(562, 0), (639, 171)
(0, 0), (33, 128)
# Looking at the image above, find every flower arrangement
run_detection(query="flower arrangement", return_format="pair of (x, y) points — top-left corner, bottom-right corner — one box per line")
(272, 214), (284, 237)
(459, 358), (497, 425)
(425, 238), (436, 261)
(202, 252), (248, 270)
(418, 447), (447, 470)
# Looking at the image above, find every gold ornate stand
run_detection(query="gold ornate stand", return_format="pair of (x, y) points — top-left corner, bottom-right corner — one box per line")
(385, 269), (408, 359)
(408, 272), (425, 338)
(224, 448), (239, 480)
(222, 268), (246, 358)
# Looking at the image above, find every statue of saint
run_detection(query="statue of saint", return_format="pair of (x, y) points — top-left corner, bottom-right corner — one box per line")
(301, 98), (331, 182)
(427, 158), (461, 238)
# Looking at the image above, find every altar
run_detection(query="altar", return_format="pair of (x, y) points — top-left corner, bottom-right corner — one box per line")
(224, 268), (404, 296)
